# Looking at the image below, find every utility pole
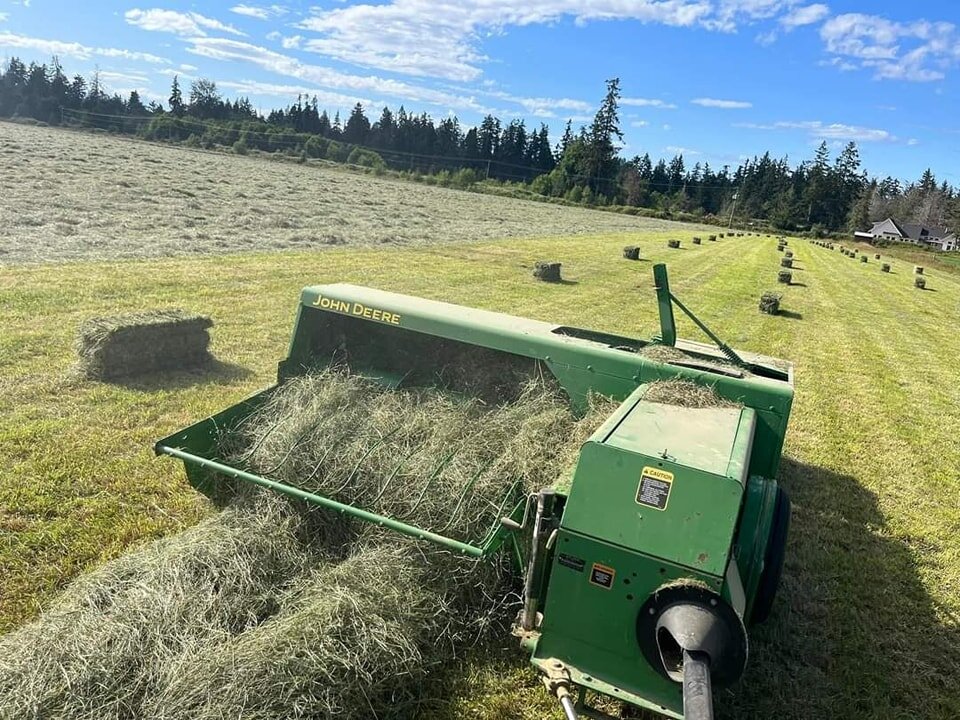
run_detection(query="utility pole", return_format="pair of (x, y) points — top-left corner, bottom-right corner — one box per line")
(727, 189), (739, 229)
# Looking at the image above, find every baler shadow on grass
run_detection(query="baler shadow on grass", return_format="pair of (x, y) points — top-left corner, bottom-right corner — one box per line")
(777, 310), (803, 320)
(715, 457), (960, 719)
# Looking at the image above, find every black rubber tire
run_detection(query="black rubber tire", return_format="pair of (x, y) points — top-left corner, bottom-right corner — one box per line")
(750, 486), (790, 624)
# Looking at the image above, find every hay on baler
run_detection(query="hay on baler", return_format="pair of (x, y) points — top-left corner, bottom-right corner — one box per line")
(641, 379), (739, 409)
(75, 309), (213, 380)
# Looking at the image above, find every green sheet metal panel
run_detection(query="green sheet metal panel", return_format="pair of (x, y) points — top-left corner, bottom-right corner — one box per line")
(531, 531), (712, 718)
(559, 389), (755, 577)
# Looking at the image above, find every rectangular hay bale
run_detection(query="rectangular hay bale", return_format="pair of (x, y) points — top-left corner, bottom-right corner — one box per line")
(75, 310), (213, 380)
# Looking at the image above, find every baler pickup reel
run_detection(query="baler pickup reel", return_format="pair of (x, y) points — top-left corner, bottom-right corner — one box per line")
(157, 264), (794, 719)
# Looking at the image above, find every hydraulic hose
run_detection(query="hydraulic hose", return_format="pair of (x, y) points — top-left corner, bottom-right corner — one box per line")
(681, 649), (714, 720)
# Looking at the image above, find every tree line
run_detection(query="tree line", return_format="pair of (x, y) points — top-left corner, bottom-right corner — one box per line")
(1, 55), (957, 235)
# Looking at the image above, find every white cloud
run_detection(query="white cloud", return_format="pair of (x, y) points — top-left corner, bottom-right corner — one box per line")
(231, 5), (269, 20)
(296, 1), (802, 82)
(662, 123), (672, 130)
(231, 4), (287, 20)
(125, 9), (245, 38)
(664, 145), (700, 155)
(219, 79), (370, 109)
(736, 119), (896, 142)
(0, 31), (170, 64)
(692, 97), (752, 108)
(180, 63), (198, 72)
(621, 97), (677, 109)
(0, 12), (9, 22)
(98, 71), (150, 85)
(181, 36), (497, 114)
(906, 138), (919, 146)
(281, 35), (303, 49)
(820, 13), (959, 82)
(755, 30), (778, 45)
(631, 120), (649, 127)
(781, 3), (829, 29)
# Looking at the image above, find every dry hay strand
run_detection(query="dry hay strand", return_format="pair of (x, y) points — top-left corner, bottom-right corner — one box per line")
(74, 309), (213, 381)
(642, 379), (739, 409)
(532, 261), (562, 282)
(759, 291), (781, 315)
(637, 343), (689, 363)
(0, 496), (312, 720)
(622, 245), (640, 260)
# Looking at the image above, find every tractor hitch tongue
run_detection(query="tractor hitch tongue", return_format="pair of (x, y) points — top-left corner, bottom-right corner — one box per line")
(156, 264), (794, 719)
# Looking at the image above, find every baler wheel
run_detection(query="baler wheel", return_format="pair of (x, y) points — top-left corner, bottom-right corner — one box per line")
(751, 486), (790, 624)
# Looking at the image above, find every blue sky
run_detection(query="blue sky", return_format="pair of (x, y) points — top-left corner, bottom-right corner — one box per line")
(1, 0), (958, 181)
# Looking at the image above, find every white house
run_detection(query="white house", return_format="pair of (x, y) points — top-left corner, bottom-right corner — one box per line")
(865, 218), (958, 252)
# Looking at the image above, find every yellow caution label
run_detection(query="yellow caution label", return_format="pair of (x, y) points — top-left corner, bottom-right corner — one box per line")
(636, 466), (674, 511)
(589, 563), (616, 589)
(311, 294), (402, 325)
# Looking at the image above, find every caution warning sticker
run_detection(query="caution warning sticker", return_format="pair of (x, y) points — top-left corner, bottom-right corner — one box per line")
(636, 466), (674, 511)
(589, 563), (616, 589)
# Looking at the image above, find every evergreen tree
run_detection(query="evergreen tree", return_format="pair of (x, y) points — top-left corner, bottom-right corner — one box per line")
(168, 75), (185, 117)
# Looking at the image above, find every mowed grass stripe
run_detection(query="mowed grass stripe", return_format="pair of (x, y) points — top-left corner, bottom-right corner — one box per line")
(1, 232), (958, 719)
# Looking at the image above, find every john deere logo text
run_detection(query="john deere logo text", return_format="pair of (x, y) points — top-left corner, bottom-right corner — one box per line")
(312, 295), (401, 325)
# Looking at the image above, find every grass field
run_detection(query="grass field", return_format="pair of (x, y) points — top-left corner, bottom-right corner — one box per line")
(3, 224), (959, 718)
(0, 121), (709, 264)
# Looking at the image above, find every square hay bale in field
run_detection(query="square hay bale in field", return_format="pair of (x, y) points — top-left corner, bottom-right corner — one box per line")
(778, 269), (792, 284)
(692, 236), (702, 244)
(75, 310), (214, 381)
(861, 255), (868, 263)
(759, 292), (781, 315)
(780, 257), (793, 268)
(915, 276), (926, 289)
(533, 261), (562, 282)
(622, 245), (640, 260)
(882, 263), (891, 273)
(785, 250), (794, 258)
(915, 266), (924, 275)
(708, 235), (717, 241)
(667, 239), (681, 249)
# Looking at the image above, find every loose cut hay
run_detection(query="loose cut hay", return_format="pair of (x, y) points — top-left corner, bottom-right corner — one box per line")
(642, 379), (739, 409)
(74, 309), (213, 380)
(1, 369), (617, 720)
(0, 496), (312, 720)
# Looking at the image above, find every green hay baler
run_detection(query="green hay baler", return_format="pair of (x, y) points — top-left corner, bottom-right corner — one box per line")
(157, 264), (794, 719)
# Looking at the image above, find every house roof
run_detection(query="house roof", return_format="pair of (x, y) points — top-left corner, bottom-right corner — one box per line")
(901, 222), (950, 240)
(872, 217), (951, 241)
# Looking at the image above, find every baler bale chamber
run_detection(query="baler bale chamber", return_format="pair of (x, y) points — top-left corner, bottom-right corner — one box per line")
(156, 264), (794, 720)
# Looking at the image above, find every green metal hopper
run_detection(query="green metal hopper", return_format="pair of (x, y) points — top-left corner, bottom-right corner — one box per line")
(157, 264), (794, 719)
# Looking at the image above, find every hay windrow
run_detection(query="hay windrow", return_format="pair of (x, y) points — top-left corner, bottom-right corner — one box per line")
(0, 368), (618, 719)
(641, 379), (739, 408)
(0, 495), (312, 720)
